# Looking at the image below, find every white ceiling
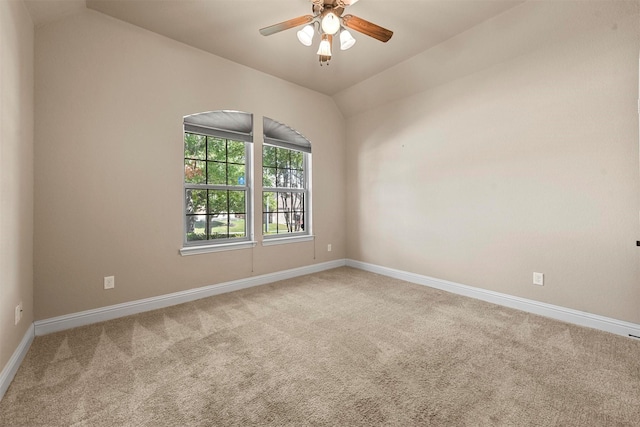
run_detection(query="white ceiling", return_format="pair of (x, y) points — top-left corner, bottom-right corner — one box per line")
(25, 0), (523, 96)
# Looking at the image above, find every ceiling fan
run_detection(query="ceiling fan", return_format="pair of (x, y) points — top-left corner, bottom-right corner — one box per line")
(259, 0), (393, 65)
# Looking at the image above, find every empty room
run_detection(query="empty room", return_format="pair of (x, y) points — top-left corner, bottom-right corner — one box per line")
(1, 0), (639, 425)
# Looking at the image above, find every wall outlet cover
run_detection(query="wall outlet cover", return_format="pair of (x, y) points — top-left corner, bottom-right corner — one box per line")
(104, 276), (115, 289)
(533, 272), (544, 286)
(15, 303), (22, 325)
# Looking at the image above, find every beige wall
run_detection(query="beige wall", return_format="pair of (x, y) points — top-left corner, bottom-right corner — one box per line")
(346, 1), (640, 323)
(0, 0), (34, 373)
(27, 1), (640, 327)
(34, 10), (346, 320)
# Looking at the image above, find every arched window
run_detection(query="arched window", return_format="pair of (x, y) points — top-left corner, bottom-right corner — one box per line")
(181, 111), (254, 253)
(262, 117), (312, 241)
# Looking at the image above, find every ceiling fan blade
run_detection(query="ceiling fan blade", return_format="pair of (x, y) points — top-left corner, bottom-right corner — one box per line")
(259, 15), (314, 36)
(342, 14), (393, 42)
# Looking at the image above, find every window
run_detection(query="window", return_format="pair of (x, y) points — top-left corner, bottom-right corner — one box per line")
(262, 117), (311, 241)
(182, 111), (253, 251)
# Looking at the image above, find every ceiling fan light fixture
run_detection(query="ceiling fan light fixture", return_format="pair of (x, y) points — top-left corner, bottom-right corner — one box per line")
(321, 12), (341, 35)
(340, 29), (356, 50)
(259, 1), (393, 66)
(317, 34), (332, 57)
(296, 25), (315, 46)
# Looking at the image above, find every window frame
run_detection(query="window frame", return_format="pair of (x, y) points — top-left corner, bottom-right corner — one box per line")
(262, 143), (312, 243)
(180, 112), (255, 255)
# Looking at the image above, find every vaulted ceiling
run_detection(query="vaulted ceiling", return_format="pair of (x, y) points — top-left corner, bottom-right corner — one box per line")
(25, 0), (523, 96)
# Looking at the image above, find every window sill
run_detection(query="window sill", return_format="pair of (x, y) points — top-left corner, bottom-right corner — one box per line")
(180, 240), (257, 256)
(262, 235), (314, 247)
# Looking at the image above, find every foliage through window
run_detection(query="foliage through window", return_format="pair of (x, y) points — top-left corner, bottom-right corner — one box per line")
(183, 111), (253, 248)
(182, 112), (312, 252)
(184, 133), (249, 242)
(262, 145), (307, 236)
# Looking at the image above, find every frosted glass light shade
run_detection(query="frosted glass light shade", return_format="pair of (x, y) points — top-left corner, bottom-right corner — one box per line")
(340, 30), (356, 50)
(296, 25), (314, 46)
(317, 36), (332, 57)
(321, 12), (340, 35)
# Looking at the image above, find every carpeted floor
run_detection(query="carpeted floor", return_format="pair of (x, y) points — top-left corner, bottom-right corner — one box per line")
(1, 267), (639, 426)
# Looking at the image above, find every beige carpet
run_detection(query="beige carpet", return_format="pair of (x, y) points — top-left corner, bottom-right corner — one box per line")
(1, 267), (639, 426)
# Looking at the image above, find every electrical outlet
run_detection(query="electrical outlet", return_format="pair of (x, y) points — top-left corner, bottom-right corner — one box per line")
(533, 272), (544, 286)
(327, 244), (332, 252)
(14, 302), (23, 325)
(104, 276), (115, 290)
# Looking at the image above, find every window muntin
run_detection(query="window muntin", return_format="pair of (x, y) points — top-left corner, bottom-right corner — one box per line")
(184, 133), (250, 244)
(182, 113), (313, 251)
(262, 144), (308, 237)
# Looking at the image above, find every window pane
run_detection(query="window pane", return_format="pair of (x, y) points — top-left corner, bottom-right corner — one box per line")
(227, 140), (245, 164)
(263, 191), (276, 235)
(263, 167), (276, 187)
(291, 192), (304, 210)
(263, 192), (277, 211)
(183, 128), (253, 245)
(228, 163), (245, 186)
(208, 190), (228, 215)
(207, 137), (226, 162)
(185, 160), (206, 184)
(262, 190), (306, 236)
(276, 169), (290, 188)
(290, 151), (303, 170)
(207, 161), (226, 185)
(276, 191), (291, 210)
(292, 211), (304, 232)
(263, 219), (282, 235)
(186, 189), (207, 214)
(228, 191), (245, 213)
(263, 145), (276, 167)
(277, 192), (292, 233)
(276, 147), (290, 168)
(209, 215), (228, 239)
(186, 214), (207, 241)
(290, 169), (304, 188)
(184, 133), (206, 160)
(228, 214), (246, 239)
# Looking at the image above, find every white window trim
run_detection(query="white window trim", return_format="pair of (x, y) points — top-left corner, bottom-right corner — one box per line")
(262, 147), (312, 240)
(182, 134), (254, 250)
(180, 240), (257, 256)
(261, 235), (314, 247)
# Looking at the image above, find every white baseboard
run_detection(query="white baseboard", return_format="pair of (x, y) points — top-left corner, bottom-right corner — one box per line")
(35, 259), (346, 336)
(0, 324), (34, 401)
(26, 256), (640, 355)
(7, 257), (640, 402)
(346, 259), (640, 339)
